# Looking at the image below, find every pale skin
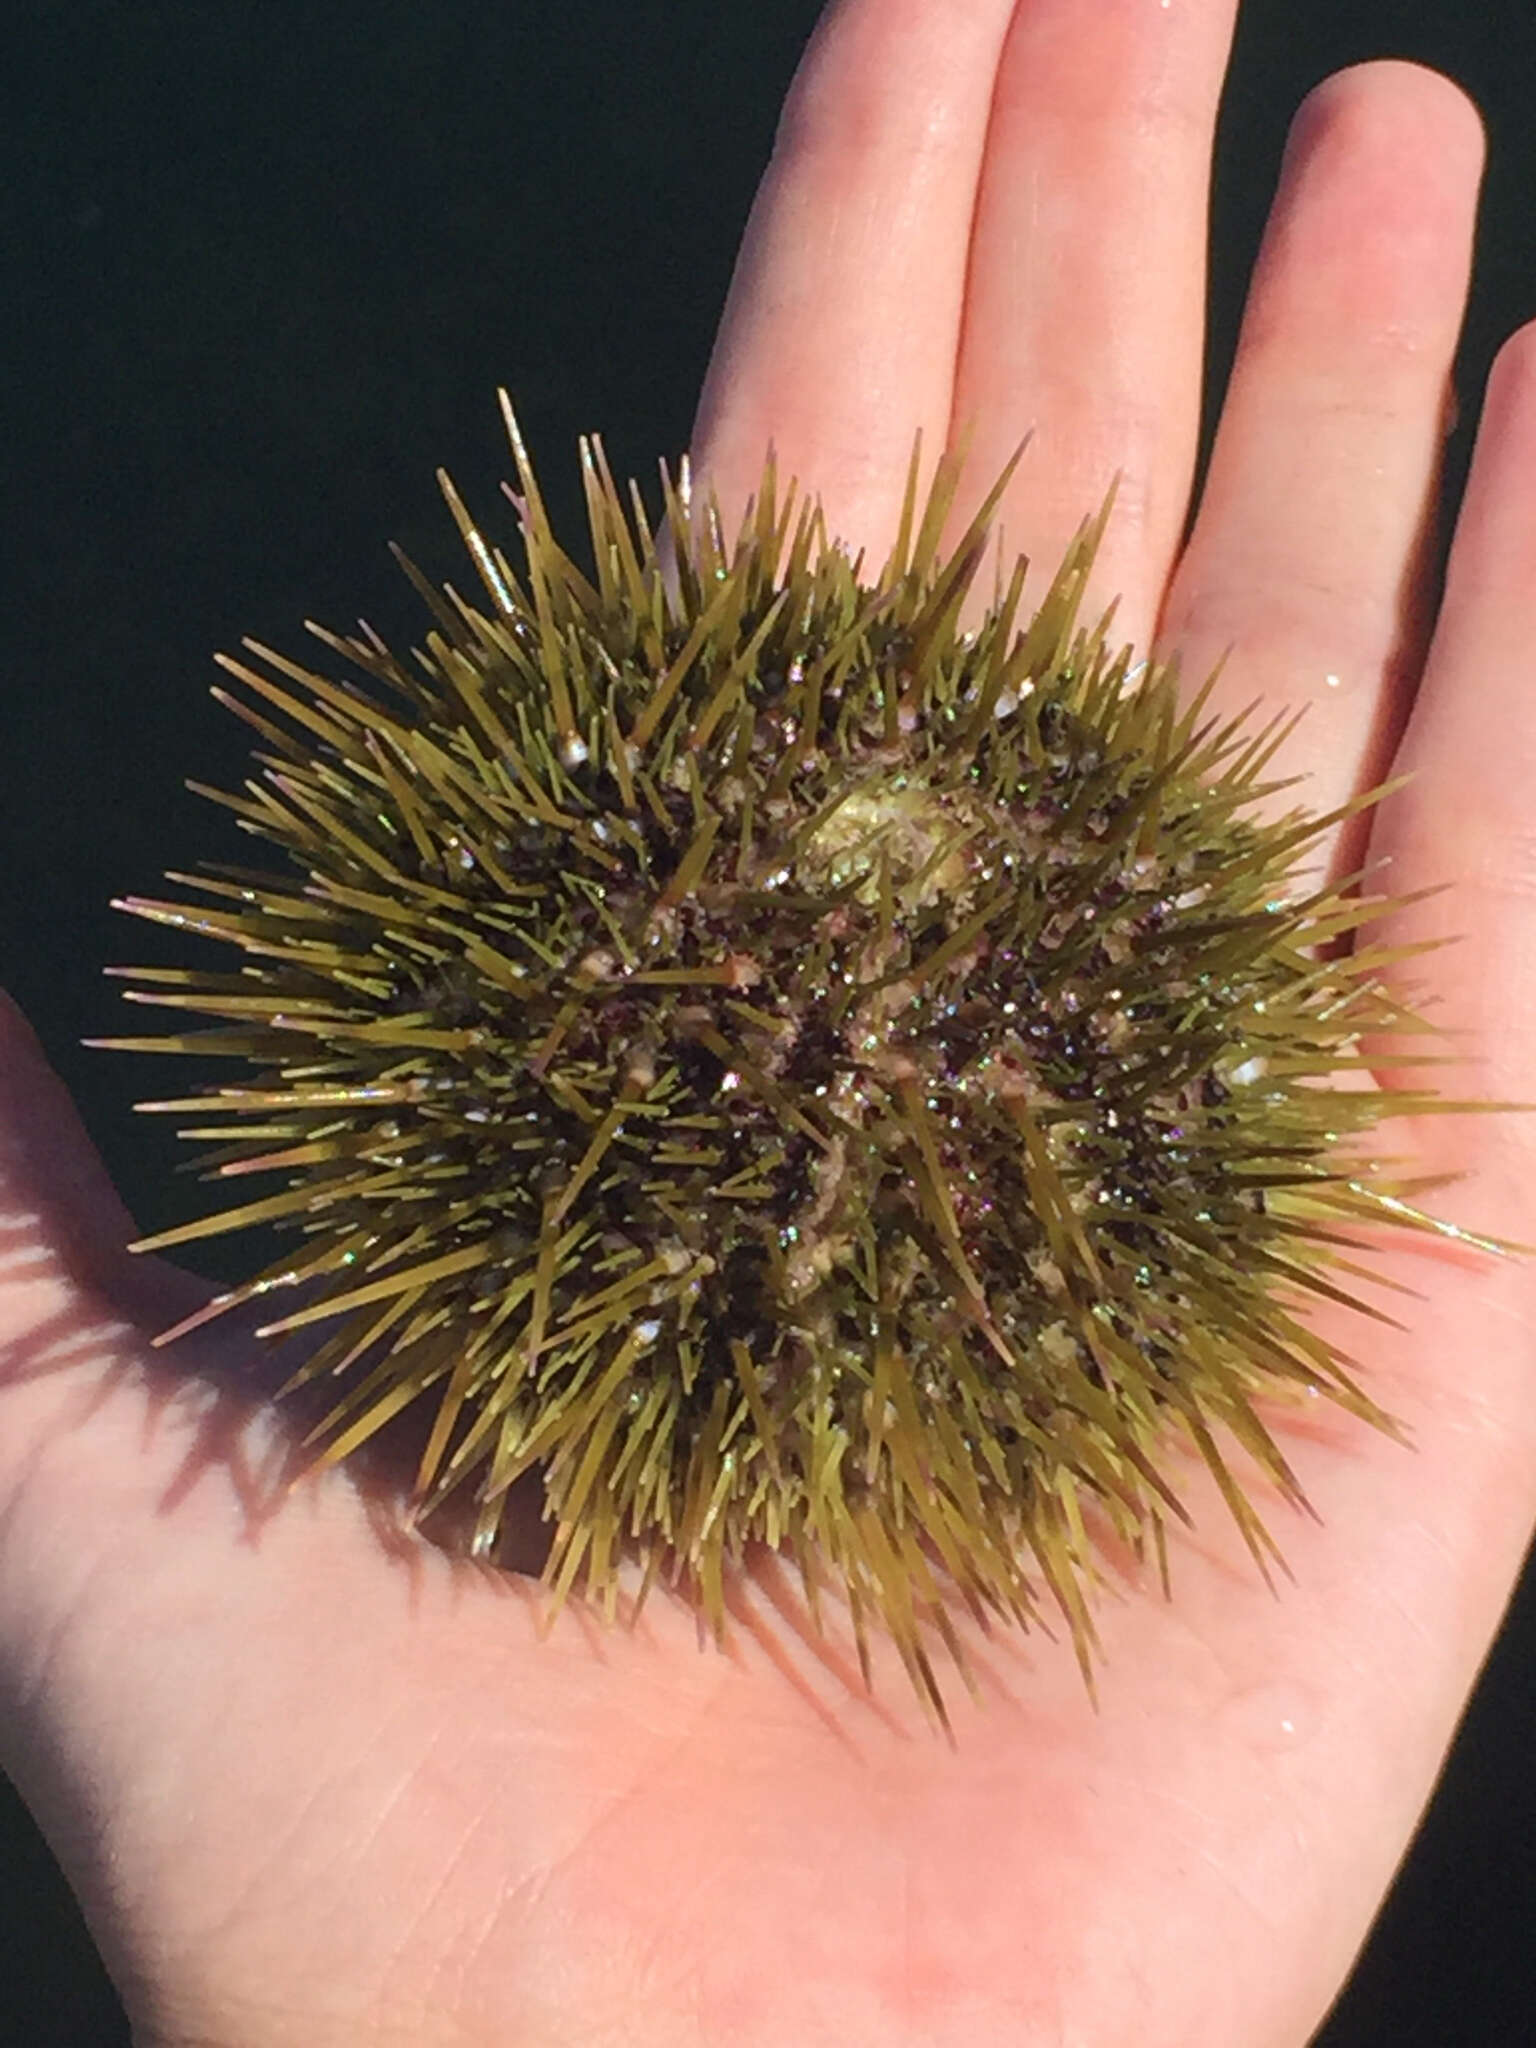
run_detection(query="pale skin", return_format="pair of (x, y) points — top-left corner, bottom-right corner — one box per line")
(3, 1), (1535, 2042)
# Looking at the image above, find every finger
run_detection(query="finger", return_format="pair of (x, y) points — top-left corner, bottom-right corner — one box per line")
(949, 0), (1240, 644)
(1368, 322), (1536, 1210)
(1334, 326), (1536, 1715)
(1159, 64), (1484, 830)
(688, 0), (1020, 565)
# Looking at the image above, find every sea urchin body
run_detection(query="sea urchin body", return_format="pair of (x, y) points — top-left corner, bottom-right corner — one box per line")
(106, 400), (1444, 1714)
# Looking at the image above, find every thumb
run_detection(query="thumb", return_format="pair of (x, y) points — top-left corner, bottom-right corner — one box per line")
(0, 989), (213, 1816)
(0, 984), (208, 1443)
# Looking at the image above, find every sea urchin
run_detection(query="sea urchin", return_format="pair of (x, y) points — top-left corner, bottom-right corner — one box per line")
(104, 398), (1451, 1715)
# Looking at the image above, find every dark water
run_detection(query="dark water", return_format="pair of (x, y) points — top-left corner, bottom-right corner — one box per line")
(3, 1), (1534, 2040)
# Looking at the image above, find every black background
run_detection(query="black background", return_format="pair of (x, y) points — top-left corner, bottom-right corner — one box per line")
(3, 1), (1534, 2041)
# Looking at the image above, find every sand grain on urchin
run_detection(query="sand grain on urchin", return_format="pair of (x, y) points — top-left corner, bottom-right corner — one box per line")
(101, 399), (1452, 1719)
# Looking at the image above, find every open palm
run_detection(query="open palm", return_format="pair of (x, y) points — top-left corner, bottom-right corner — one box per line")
(4, 5), (1535, 2045)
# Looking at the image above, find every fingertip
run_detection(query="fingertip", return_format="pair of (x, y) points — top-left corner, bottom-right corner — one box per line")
(1275, 60), (1486, 279)
(1443, 318), (1536, 602)
(1293, 59), (1486, 171)
(0, 983), (44, 1066)
(1483, 317), (1536, 421)
(0, 986), (141, 1296)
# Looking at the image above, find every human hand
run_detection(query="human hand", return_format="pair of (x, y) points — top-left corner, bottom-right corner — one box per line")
(3, 5), (1534, 2046)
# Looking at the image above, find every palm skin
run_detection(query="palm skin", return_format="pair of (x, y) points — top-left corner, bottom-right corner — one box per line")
(4, 3), (1536, 2044)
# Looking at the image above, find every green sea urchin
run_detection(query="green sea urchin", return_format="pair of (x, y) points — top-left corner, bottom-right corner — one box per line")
(104, 399), (1449, 1714)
